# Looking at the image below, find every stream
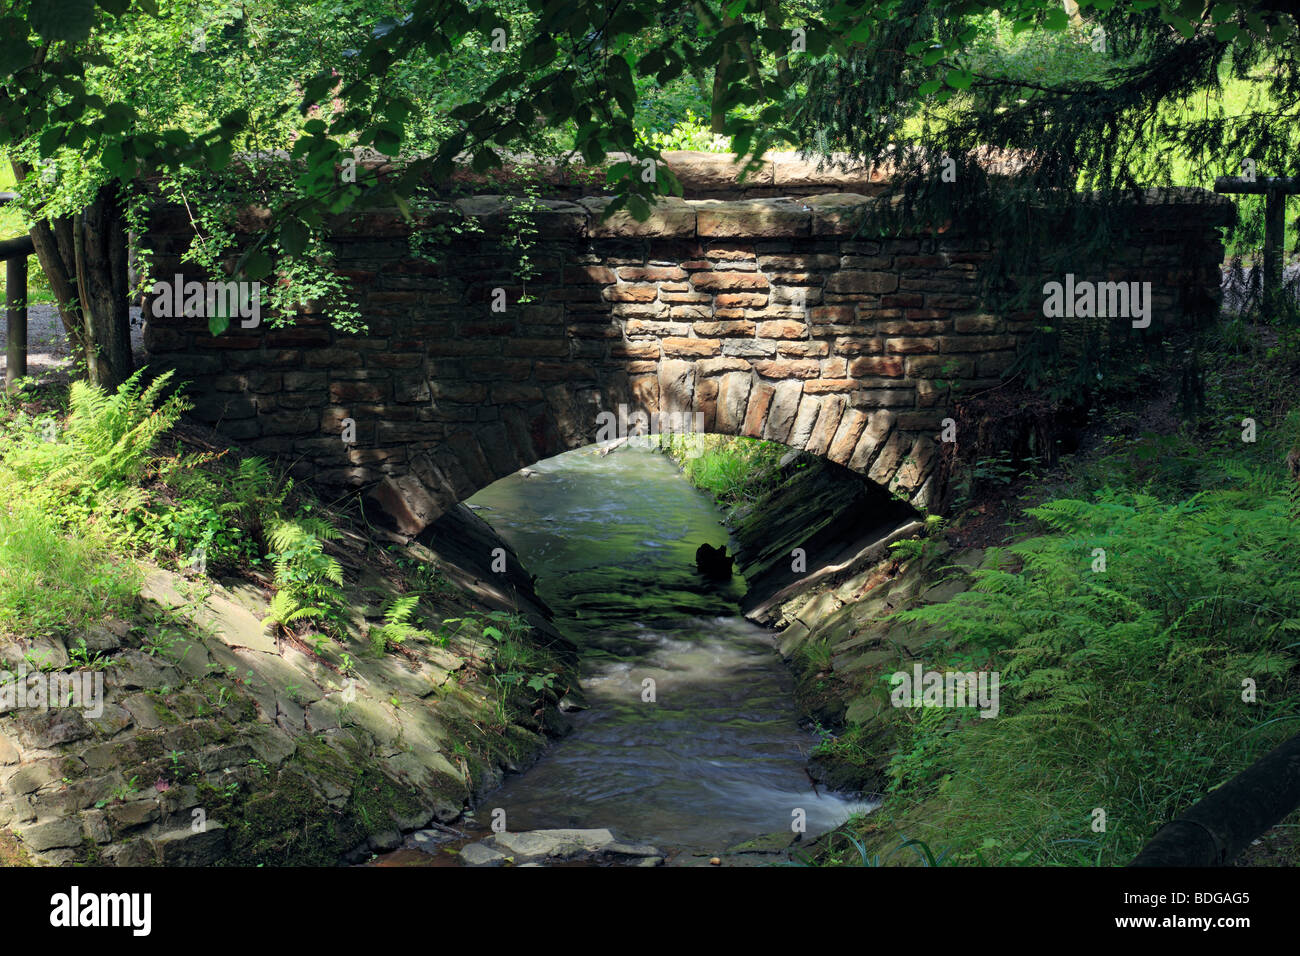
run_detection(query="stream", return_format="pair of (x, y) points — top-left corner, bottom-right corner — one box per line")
(460, 443), (872, 857)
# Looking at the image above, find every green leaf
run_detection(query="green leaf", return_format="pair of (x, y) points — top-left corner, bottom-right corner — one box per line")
(0, 17), (32, 75)
(29, 0), (96, 43)
(1213, 22), (1239, 42)
(847, 18), (874, 42)
(208, 313), (230, 337)
(918, 78), (943, 97)
(207, 139), (233, 170)
(945, 69), (974, 90)
(240, 250), (272, 281)
(470, 147), (499, 172)
(99, 102), (134, 136)
(1043, 7), (1068, 31)
(280, 219), (309, 256)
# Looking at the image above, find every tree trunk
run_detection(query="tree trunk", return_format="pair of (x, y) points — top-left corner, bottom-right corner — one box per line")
(75, 183), (133, 389)
(10, 160), (133, 388)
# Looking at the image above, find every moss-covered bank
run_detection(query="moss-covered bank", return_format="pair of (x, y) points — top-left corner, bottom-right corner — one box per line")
(0, 382), (578, 866)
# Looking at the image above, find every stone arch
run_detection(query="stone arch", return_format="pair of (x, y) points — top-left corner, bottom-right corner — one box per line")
(364, 365), (940, 536)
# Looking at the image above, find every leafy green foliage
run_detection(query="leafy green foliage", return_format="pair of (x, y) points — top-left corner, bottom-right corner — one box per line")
(882, 467), (1300, 864)
(4, 368), (186, 501)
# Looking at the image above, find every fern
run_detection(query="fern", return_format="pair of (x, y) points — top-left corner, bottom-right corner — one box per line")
(888, 473), (1300, 852)
(56, 369), (189, 491)
(261, 517), (346, 637)
(368, 594), (423, 655)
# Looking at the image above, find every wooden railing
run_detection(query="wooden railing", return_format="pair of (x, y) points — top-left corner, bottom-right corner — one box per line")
(1130, 730), (1300, 866)
(0, 191), (33, 391)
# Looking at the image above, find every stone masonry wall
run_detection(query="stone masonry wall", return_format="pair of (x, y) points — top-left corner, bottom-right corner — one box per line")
(141, 181), (1233, 535)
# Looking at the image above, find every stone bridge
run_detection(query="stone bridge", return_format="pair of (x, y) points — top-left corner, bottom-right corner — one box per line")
(141, 157), (1231, 534)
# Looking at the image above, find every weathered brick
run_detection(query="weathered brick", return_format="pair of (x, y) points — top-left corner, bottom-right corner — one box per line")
(810, 306), (856, 324)
(692, 320), (757, 337)
(716, 372), (752, 433)
(828, 408), (869, 465)
(697, 357), (753, 376)
(565, 265), (617, 284)
(881, 294), (924, 308)
(953, 313), (1001, 333)
(696, 377), (719, 432)
(504, 338), (569, 357)
(625, 319), (690, 337)
(617, 266), (687, 281)
(756, 320), (807, 339)
(611, 301), (670, 319)
(904, 355), (975, 377)
(803, 379), (857, 394)
(848, 356), (905, 377)
(827, 271), (898, 295)
(835, 337), (882, 355)
(329, 381), (389, 403)
(876, 320), (947, 335)
(807, 394), (847, 455)
(777, 341), (829, 357)
(612, 342), (661, 360)
(691, 272), (770, 291)
(763, 380), (804, 442)
(714, 293), (769, 308)
(752, 359), (820, 379)
(704, 244), (757, 260)
(742, 381), (774, 437)
(663, 337), (721, 358)
(884, 337), (941, 354)
(939, 334), (1017, 352)
(758, 254), (839, 270)
(604, 284), (659, 303)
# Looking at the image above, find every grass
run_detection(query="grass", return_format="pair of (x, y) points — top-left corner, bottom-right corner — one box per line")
(0, 502), (140, 642)
(658, 433), (790, 507)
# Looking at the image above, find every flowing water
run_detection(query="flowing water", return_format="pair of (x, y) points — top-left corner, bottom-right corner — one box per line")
(466, 444), (872, 855)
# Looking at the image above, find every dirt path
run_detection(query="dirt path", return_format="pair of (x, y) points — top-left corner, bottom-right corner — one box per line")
(0, 305), (144, 383)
